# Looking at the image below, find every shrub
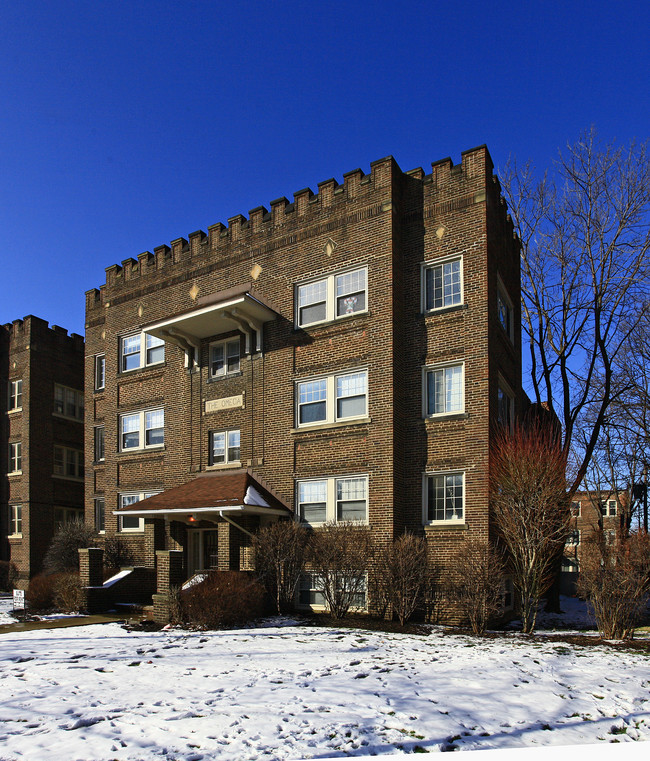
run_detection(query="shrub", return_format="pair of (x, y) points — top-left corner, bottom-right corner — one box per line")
(26, 574), (56, 611)
(103, 536), (135, 574)
(374, 533), (429, 625)
(181, 571), (267, 629)
(0, 560), (19, 592)
(43, 521), (96, 574)
(253, 521), (309, 614)
(53, 572), (84, 613)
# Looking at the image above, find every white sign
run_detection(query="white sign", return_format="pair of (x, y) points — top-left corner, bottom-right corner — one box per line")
(205, 394), (244, 413)
(13, 589), (25, 609)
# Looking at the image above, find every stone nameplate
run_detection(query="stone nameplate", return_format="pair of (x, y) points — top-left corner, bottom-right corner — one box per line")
(205, 394), (244, 413)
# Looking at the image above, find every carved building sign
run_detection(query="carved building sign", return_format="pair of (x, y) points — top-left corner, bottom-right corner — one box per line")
(205, 394), (244, 413)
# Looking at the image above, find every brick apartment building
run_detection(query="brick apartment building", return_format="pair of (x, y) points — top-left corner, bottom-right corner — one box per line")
(1, 316), (85, 587)
(84, 146), (524, 617)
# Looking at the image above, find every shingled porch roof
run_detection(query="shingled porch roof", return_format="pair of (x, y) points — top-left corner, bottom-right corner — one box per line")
(114, 469), (292, 520)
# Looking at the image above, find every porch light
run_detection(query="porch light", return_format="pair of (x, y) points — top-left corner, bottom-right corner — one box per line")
(188, 514), (196, 523)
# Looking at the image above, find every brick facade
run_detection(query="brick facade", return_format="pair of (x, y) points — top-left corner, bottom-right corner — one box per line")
(0, 316), (85, 586)
(84, 146), (523, 613)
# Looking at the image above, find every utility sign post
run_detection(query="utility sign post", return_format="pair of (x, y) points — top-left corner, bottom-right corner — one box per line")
(12, 588), (25, 616)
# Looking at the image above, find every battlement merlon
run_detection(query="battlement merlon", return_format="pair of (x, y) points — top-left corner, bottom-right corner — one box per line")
(1, 315), (84, 349)
(90, 146), (500, 292)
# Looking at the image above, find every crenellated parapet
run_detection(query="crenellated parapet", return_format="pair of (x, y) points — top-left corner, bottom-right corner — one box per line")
(1, 314), (84, 351)
(90, 145), (504, 293)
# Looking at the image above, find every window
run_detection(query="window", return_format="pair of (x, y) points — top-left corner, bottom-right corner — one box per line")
(53, 446), (84, 479)
(9, 442), (21, 473)
(120, 332), (165, 372)
(9, 504), (22, 536)
(54, 384), (84, 420)
(422, 257), (462, 311)
(53, 507), (83, 530)
(209, 429), (241, 465)
(296, 475), (368, 525)
(296, 268), (367, 327)
(298, 571), (367, 610)
(571, 501), (581, 517)
(497, 283), (514, 341)
(424, 472), (464, 523)
(94, 498), (105, 533)
(210, 338), (240, 378)
(502, 577), (514, 611)
(603, 499), (617, 517)
(94, 426), (105, 462)
(561, 557), (578, 573)
(566, 529), (580, 546)
(497, 381), (514, 429)
(297, 370), (368, 427)
(8, 380), (22, 411)
(94, 355), (105, 391)
(119, 408), (164, 451)
(118, 491), (160, 532)
(424, 364), (463, 416)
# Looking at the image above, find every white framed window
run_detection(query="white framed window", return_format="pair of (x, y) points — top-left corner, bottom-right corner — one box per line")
(94, 497), (105, 533)
(8, 379), (22, 411)
(94, 355), (105, 391)
(53, 507), (83, 530)
(497, 379), (514, 429)
(53, 446), (84, 479)
(210, 338), (240, 378)
(119, 408), (164, 451)
(562, 557), (579, 573)
(8, 504), (22, 536)
(94, 426), (105, 462)
(423, 471), (464, 524)
(209, 429), (241, 466)
(602, 499), (617, 517)
(497, 281), (514, 342)
(296, 267), (367, 327)
(571, 501), (581, 517)
(566, 529), (580, 546)
(54, 384), (84, 420)
(297, 370), (368, 427)
(298, 571), (367, 611)
(8, 442), (21, 474)
(296, 475), (368, 525)
(423, 363), (463, 417)
(120, 332), (165, 372)
(118, 491), (160, 532)
(422, 256), (463, 312)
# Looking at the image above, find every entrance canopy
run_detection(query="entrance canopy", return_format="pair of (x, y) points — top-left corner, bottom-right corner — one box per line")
(114, 469), (292, 523)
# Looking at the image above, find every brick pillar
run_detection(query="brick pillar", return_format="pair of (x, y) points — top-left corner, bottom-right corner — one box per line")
(153, 549), (184, 624)
(217, 521), (231, 570)
(79, 547), (104, 587)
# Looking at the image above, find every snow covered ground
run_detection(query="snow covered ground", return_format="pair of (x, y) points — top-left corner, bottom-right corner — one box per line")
(0, 603), (649, 760)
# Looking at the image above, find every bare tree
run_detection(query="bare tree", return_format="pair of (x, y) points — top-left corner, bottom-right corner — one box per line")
(447, 538), (505, 636)
(374, 533), (429, 626)
(577, 530), (650, 639)
(490, 421), (570, 633)
(502, 129), (650, 497)
(253, 521), (309, 614)
(308, 522), (373, 620)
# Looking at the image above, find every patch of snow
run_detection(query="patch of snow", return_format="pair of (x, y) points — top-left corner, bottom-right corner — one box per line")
(102, 569), (132, 588)
(182, 573), (208, 590)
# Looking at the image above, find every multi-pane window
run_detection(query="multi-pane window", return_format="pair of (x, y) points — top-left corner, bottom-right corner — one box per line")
(600, 499), (617, 517)
(424, 364), (463, 416)
(54, 384), (84, 420)
(209, 430), (241, 465)
(119, 408), (164, 451)
(298, 572), (367, 610)
(296, 268), (367, 327)
(424, 472), (464, 523)
(571, 501), (581, 517)
(94, 426), (105, 462)
(120, 332), (165, 372)
(9, 442), (21, 473)
(297, 475), (368, 525)
(118, 491), (160, 532)
(423, 257), (462, 311)
(8, 380), (22, 411)
(210, 338), (240, 378)
(497, 382), (514, 429)
(562, 557), (579, 573)
(94, 497), (106, 533)
(566, 529), (580, 546)
(94, 355), (105, 391)
(53, 507), (83, 530)
(53, 446), (84, 479)
(297, 370), (368, 426)
(497, 284), (514, 341)
(9, 504), (22, 536)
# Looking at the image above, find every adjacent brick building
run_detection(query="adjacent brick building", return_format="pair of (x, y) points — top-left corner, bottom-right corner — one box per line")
(84, 146), (524, 616)
(1, 316), (85, 587)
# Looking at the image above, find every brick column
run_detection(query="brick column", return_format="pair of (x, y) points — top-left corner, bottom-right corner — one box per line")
(79, 547), (104, 587)
(153, 549), (184, 624)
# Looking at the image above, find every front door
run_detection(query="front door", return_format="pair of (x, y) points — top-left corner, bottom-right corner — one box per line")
(187, 529), (219, 576)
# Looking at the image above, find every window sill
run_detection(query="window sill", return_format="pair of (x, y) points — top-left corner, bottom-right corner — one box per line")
(207, 371), (243, 384)
(93, 460), (106, 466)
(424, 412), (468, 422)
(117, 446), (165, 456)
(6, 408), (22, 414)
(291, 417), (371, 434)
(421, 303), (467, 317)
(293, 310), (369, 332)
(8, 534), (23, 540)
(205, 461), (242, 471)
(424, 521), (467, 531)
(7, 471), (22, 477)
(118, 529), (145, 534)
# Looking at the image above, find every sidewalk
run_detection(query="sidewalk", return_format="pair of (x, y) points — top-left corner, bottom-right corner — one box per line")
(0, 612), (125, 634)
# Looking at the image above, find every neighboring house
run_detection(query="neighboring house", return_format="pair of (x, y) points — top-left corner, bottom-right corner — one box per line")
(84, 146), (524, 621)
(561, 490), (627, 594)
(0, 316), (85, 587)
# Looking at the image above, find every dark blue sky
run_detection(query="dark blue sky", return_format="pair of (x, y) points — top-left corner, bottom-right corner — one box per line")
(1, 1), (648, 335)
